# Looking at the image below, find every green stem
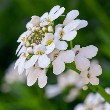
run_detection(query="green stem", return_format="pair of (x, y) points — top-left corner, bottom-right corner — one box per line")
(66, 63), (110, 103)
(70, 41), (73, 49)
(88, 84), (110, 103)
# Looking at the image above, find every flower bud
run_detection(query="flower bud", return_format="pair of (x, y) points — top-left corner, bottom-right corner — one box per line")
(25, 41), (30, 47)
(36, 27), (40, 31)
(48, 26), (53, 32)
(27, 47), (33, 53)
(82, 86), (88, 91)
(31, 16), (40, 26)
(42, 27), (47, 32)
(32, 27), (36, 32)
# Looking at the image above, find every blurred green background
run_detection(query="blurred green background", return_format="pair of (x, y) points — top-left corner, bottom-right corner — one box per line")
(0, 0), (110, 110)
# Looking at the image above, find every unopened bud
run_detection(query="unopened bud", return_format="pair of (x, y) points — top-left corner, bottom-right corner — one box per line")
(32, 27), (36, 32)
(27, 47), (33, 53)
(25, 41), (30, 47)
(82, 86), (88, 91)
(48, 26), (53, 32)
(36, 27), (40, 31)
(42, 27), (47, 32)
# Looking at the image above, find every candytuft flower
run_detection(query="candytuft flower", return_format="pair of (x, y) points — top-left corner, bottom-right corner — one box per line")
(49, 49), (75, 75)
(54, 10), (88, 41)
(80, 63), (102, 85)
(73, 45), (98, 71)
(40, 5), (65, 26)
(26, 65), (47, 88)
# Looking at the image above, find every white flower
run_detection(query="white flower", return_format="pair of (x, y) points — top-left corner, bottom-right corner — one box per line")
(54, 23), (77, 41)
(25, 44), (50, 69)
(54, 10), (88, 41)
(73, 45), (98, 71)
(26, 66), (47, 88)
(41, 33), (68, 54)
(63, 10), (88, 30)
(49, 49), (75, 75)
(80, 64), (102, 85)
(40, 5), (65, 26)
(26, 16), (40, 29)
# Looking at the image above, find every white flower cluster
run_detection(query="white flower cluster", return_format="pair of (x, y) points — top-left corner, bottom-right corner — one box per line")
(74, 88), (110, 110)
(14, 5), (102, 88)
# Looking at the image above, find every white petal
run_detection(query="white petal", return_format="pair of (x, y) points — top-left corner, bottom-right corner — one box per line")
(90, 77), (99, 85)
(38, 72), (47, 88)
(55, 40), (68, 50)
(25, 67), (34, 76)
(17, 31), (27, 42)
(49, 5), (60, 16)
(45, 43), (55, 54)
(25, 55), (38, 69)
(48, 49), (59, 61)
(62, 30), (77, 41)
(75, 20), (88, 30)
(14, 58), (21, 69)
(75, 54), (90, 71)
(59, 50), (75, 63)
(72, 45), (80, 54)
(80, 77), (89, 84)
(26, 22), (34, 29)
(54, 27), (63, 39)
(52, 57), (65, 75)
(18, 58), (25, 74)
(40, 12), (48, 20)
(80, 45), (98, 59)
(63, 20), (81, 32)
(80, 70), (89, 77)
(50, 7), (65, 21)
(16, 43), (22, 54)
(27, 69), (38, 86)
(41, 33), (54, 45)
(17, 46), (26, 56)
(38, 54), (50, 68)
(55, 24), (63, 29)
(90, 64), (102, 76)
(63, 10), (79, 25)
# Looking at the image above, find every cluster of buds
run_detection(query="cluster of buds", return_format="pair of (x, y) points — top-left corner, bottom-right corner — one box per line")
(15, 5), (101, 88)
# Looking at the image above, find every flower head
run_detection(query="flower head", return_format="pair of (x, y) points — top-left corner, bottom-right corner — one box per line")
(15, 5), (88, 88)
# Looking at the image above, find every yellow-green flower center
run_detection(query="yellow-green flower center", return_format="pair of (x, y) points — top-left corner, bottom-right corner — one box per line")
(60, 30), (64, 38)
(36, 51), (43, 55)
(46, 39), (53, 45)
(46, 18), (51, 22)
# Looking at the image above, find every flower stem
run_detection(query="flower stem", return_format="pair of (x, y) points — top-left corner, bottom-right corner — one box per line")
(66, 63), (110, 103)
(88, 84), (110, 103)
(70, 41), (73, 49)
